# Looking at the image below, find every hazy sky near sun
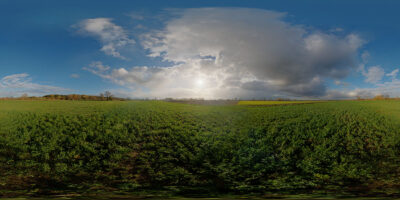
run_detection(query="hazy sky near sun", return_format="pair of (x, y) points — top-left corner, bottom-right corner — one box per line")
(1, 0), (400, 99)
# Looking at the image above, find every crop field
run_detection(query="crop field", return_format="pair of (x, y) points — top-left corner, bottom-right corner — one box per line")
(1, 100), (400, 198)
(237, 100), (320, 106)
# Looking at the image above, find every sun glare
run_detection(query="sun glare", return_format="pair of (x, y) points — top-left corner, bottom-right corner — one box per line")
(195, 78), (205, 88)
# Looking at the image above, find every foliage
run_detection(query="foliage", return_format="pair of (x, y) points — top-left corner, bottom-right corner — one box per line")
(1, 100), (400, 195)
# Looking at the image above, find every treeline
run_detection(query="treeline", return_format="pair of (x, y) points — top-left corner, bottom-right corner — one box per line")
(43, 94), (124, 101)
(356, 94), (400, 100)
(0, 92), (125, 101)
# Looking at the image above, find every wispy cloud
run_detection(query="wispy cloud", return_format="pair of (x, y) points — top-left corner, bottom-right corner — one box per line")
(386, 69), (399, 80)
(70, 73), (80, 78)
(73, 18), (134, 59)
(334, 80), (350, 87)
(83, 61), (111, 79)
(0, 73), (71, 97)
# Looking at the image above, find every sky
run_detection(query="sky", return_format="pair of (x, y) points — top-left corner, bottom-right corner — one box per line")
(1, 0), (400, 99)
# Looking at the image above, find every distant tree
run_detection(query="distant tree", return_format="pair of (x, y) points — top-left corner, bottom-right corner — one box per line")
(104, 91), (113, 101)
(373, 94), (389, 100)
(20, 93), (28, 99)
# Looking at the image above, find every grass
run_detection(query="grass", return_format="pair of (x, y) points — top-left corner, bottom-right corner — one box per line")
(0, 100), (128, 114)
(0, 100), (128, 133)
(1, 100), (400, 198)
(353, 100), (400, 122)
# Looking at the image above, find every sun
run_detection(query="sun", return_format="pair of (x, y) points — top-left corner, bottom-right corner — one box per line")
(195, 78), (205, 88)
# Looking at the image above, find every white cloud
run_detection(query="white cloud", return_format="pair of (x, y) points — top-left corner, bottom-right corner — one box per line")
(87, 8), (365, 99)
(323, 89), (369, 100)
(324, 88), (383, 100)
(363, 66), (385, 83)
(83, 61), (221, 99)
(358, 51), (388, 84)
(0, 73), (71, 97)
(386, 69), (399, 79)
(325, 75), (400, 99)
(334, 80), (350, 87)
(73, 18), (134, 59)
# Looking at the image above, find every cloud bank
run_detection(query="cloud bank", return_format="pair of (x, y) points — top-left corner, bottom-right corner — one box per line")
(337, 64), (400, 99)
(0, 73), (70, 97)
(85, 8), (366, 99)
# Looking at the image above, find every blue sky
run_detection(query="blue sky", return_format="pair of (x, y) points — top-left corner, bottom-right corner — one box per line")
(1, 0), (400, 99)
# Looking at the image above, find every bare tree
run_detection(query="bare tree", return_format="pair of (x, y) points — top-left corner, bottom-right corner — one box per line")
(20, 93), (28, 99)
(104, 91), (113, 101)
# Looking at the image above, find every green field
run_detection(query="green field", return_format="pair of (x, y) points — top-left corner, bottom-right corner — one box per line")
(237, 100), (319, 105)
(1, 100), (400, 198)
